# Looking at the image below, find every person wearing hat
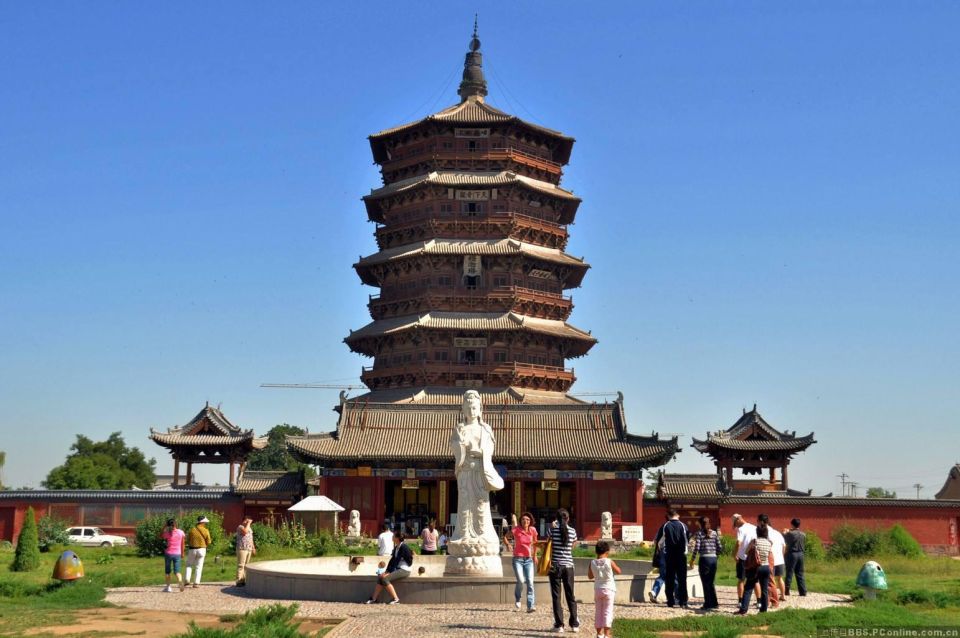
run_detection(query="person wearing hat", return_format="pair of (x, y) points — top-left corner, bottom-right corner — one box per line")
(185, 515), (213, 588)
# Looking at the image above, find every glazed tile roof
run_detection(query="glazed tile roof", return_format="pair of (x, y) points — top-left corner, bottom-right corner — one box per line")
(286, 399), (679, 467)
(234, 470), (304, 496)
(345, 312), (595, 355)
(368, 99), (574, 165)
(657, 473), (728, 499)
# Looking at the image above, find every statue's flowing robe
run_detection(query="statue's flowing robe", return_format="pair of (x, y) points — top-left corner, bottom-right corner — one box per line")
(450, 419), (504, 544)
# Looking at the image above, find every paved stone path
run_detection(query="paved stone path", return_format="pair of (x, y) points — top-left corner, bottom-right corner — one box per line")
(106, 583), (850, 637)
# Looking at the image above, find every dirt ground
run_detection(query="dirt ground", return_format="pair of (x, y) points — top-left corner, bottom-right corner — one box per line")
(21, 607), (337, 637)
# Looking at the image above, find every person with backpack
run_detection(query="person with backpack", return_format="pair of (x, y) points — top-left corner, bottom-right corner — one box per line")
(548, 508), (580, 633)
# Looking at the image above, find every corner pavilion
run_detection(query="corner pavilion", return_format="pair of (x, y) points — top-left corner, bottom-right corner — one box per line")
(286, 26), (679, 540)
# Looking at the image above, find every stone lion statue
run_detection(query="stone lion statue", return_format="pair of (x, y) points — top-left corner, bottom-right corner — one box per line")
(347, 509), (361, 537)
(600, 511), (614, 539)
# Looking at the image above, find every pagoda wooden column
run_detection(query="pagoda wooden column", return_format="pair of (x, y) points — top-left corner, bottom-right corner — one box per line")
(782, 461), (789, 491)
(635, 479), (645, 530)
(769, 466), (776, 483)
(186, 462), (193, 486)
(229, 462), (236, 486)
(173, 459), (180, 487)
(725, 463), (733, 486)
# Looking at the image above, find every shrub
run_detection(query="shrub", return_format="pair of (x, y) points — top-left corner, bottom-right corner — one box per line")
(250, 522), (278, 548)
(275, 519), (309, 551)
(11, 507), (41, 571)
(885, 524), (923, 558)
(37, 515), (71, 552)
(310, 530), (349, 556)
(805, 529), (826, 560)
(174, 603), (302, 637)
(828, 523), (884, 559)
(135, 510), (225, 557)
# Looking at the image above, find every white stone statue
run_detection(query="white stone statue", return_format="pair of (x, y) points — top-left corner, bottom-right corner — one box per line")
(600, 511), (614, 540)
(347, 509), (361, 537)
(445, 390), (505, 576)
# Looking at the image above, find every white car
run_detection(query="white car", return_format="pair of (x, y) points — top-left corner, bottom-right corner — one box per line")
(67, 526), (129, 547)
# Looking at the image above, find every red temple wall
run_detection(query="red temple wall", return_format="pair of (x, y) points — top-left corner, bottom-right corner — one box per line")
(649, 500), (960, 555)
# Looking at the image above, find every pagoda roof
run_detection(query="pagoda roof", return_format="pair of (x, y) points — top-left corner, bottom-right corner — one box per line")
(149, 404), (268, 450)
(342, 385), (587, 406)
(354, 238), (589, 287)
(345, 312), (596, 357)
(363, 171), (580, 223)
(690, 407), (816, 456)
(369, 99), (575, 165)
(286, 398), (678, 468)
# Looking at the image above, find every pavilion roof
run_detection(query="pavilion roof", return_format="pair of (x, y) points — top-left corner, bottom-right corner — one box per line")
(690, 407), (815, 456)
(149, 404), (267, 451)
(345, 312), (596, 357)
(286, 398), (678, 468)
(368, 100), (575, 165)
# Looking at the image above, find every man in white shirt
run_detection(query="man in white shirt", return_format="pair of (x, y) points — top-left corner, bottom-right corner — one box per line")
(377, 523), (394, 557)
(765, 517), (787, 601)
(732, 514), (758, 600)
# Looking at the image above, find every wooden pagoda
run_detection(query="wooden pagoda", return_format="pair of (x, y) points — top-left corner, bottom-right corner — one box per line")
(288, 24), (679, 541)
(150, 403), (267, 487)
(690, 405), (816, 491)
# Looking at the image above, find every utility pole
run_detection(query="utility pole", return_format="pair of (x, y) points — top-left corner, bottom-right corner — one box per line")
(913, 483), (923, 499)
(850, 482), (859, 498)
(837, 473), (849, 497)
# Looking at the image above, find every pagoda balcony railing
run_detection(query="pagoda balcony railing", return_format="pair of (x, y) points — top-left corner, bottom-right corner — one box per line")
(369, 285), (570, 310)
(377, 210), (566, 234)
(383, 146), (562, 175)
(360, 361), (575, 389)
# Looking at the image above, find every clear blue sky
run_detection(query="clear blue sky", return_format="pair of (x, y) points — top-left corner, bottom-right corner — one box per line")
(1, 2), (958, 497)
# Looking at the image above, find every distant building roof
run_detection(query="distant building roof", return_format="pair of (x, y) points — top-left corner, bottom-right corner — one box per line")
(935, 464), (960, 500)
(234, 470), (304, 497)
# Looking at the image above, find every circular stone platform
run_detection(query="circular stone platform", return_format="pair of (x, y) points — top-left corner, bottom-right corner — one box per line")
(246, 555), (700, 604)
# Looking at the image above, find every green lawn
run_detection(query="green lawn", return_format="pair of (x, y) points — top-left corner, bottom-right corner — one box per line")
(617, 553), (960, 637)
(0, 544), (322, 636)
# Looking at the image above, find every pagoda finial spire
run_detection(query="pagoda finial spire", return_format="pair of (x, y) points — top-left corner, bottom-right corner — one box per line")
(458, 14), (488, 102)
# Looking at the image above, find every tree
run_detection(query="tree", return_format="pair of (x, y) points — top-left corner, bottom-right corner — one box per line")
(247, 424), (316, 477)
(866, 486), (896, 499)
(43, 432), (156, 490)
(12, 507), (41, 571)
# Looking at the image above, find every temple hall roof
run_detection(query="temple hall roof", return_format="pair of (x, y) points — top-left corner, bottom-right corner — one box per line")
(234, 470), (304, 497)
(656, 473), (729, 500)
(287, 398), (679, 468)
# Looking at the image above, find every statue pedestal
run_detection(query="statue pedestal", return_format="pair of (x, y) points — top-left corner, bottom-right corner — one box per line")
(443, 539), (503, 577)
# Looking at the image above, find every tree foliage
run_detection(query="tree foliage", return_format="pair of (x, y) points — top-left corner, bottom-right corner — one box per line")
(246, 424), (315, 477)
(12, 507), (41, 572)
(43, 432), (156, 490)
(135, 510), (226, 557)
(37, 515), (71, 552)
(866, 486), (897, 499)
